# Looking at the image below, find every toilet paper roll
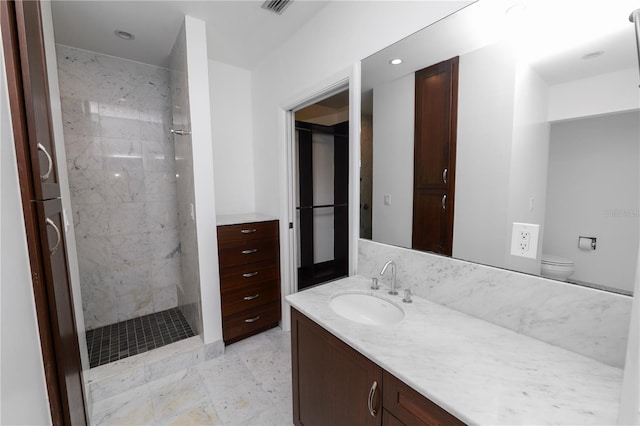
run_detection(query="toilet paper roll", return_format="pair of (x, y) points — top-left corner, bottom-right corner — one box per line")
(578, 237), (594, 251)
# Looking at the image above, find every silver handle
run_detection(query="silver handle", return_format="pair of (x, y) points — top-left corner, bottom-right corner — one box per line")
(242, 272), (259, 278)
(244, 316), (260, 323)
(37, 143), (53, 182)
(442, 168), (448, 184)
(241, 229), (257, 234)
(45, 218), (61, 256)
(243, 294), (260, 301)
(170, 129), (192, 136)
(442, 194), (447, 211)
(241, 249), (258, 255)
(367, 381), (378, 417)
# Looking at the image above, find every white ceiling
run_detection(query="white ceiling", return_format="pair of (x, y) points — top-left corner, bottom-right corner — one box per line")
(362, 0), (639, 96)
(50, 0), (330, 69)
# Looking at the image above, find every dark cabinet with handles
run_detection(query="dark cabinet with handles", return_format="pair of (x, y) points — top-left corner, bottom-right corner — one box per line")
(2, 0), (87, 423)
(291, 308), (465, 426)
(217, 220), (281, 344)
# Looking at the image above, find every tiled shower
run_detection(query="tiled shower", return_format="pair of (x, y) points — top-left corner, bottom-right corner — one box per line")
(56, 45), (194, 367)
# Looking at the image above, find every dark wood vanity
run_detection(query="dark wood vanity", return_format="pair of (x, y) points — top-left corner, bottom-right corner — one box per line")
(217, 220), (281, 344)
(291, 307), (465, 426)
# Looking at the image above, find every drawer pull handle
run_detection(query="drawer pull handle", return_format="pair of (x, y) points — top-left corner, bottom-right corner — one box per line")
(244, 294), (260, 301)
(242, 249), (258, 255)
(243, 272), (259, 278)
(367, 380), (378, 417)
(45, 218), (61, 256)
(244, 315), (260, 323)
(241, 229), (257, 234)
(37, 143), (54, 182)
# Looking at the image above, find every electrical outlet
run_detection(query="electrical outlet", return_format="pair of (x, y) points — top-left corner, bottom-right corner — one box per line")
(510, 222), (539, 259)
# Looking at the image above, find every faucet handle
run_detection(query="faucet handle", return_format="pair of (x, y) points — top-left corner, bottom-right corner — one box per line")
(371, 277), (379, 290)
(402, 289), (413, 303)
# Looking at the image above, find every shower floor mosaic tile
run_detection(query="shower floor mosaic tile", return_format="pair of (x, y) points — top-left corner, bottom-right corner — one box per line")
(86, 307), (195, 368)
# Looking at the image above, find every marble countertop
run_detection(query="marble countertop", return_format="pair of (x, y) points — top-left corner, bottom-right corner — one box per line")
(216, 213), (278, 226)
(285, 275), (623, 425)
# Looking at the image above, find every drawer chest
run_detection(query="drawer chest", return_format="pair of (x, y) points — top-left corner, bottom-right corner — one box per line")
(217, 219), (281, 344)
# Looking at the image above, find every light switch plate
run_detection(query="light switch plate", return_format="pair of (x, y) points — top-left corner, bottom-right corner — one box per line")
(510, 222), (539, 259)
(384, 194), (391, 206)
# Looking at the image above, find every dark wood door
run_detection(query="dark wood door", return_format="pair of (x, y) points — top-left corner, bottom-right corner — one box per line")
(14, 0), (60, 200)
(412, 57), (459, 256)
(1, 0), (87, 423)
(292, 308), (382, 426)
(36, 199), (87, 425)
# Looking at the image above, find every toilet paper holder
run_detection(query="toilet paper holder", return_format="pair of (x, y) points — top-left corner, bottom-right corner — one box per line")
(578, 236), (597, 251)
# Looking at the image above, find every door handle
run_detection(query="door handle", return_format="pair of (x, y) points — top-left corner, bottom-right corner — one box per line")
(442, 194), (447, 211)
(37, 143), (53, 182)
(45, 218), (61, 255)
(367, 380), (378, 417)
(442, 168), (448, 184)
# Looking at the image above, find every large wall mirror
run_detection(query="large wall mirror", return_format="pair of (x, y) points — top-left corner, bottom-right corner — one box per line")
(360, 0), (639, 295)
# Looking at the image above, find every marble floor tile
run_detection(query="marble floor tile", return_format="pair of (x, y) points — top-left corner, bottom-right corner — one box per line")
(91, 328), (294, 426)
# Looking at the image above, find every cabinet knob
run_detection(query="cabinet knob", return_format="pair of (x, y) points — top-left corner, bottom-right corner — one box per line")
(241, 228), (257, 234)
(244, 315), (260, 323)
(241, 249), (258, 255)
(242, 271), (259, 278)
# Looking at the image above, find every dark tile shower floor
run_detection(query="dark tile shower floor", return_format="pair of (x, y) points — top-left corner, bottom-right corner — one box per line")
(86, 307), (195, 368)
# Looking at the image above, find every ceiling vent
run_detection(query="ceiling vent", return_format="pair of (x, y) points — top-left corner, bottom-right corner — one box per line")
(261, 0), (293, 15)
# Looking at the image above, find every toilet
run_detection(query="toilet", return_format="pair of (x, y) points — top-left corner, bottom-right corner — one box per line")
(540, 254), (575, 281)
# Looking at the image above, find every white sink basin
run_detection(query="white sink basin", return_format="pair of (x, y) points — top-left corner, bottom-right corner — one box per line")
(329, 292), (404, 325)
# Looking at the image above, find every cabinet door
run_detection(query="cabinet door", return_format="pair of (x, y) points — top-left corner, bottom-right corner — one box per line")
(412, 57), (458, 256)
(14, 0), (60, 200)
(36, 199), (87, 425)
(292, 308), (382, 426)
(383, 371), (464, 426)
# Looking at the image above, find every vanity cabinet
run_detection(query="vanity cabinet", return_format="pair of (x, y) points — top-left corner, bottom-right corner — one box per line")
(217, 220), (281, 344)
(291, 308), (465, 426)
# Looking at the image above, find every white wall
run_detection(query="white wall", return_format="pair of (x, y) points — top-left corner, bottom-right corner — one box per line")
(618, 249), (640, 423)
(184, 16), (222, 344)
(504, 62), (550, 274)
(1, 38), (52, 426)
(543, 112), (639, 293)
(251, 1), (472, 217)
(548, 67), (639, 122)
(311, 132), (335, 263)
(372, 74), (414, 248)
(209, 60), (256, 215)
(453, 42), (516, 268)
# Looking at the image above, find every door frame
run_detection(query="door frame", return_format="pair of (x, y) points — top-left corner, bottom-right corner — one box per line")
(277, 63), (361, 331)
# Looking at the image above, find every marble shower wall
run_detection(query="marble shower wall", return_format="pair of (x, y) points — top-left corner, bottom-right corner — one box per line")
(358, 239), (633, 368)
(57, 45), (182, 330)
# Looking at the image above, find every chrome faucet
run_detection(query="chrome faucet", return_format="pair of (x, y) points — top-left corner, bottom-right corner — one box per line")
(380, 260), (398, 295)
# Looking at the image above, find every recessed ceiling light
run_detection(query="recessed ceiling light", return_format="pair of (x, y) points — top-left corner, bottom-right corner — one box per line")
(114, 30), (135, 40)
(389, 58), (402, 65)
(581, 51), (605, 60)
